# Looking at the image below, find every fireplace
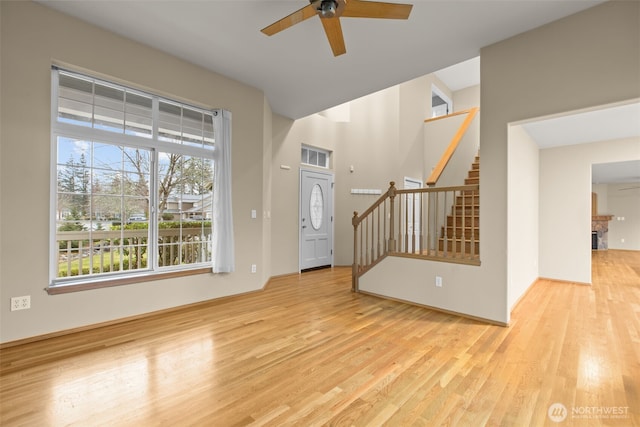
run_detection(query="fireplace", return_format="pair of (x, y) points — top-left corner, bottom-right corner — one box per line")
(592, 215), (614, 250)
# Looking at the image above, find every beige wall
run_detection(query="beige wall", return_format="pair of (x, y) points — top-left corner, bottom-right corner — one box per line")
(592, 184), (609, 215)
(269, 75), (455, 275)
(539, 136), (640, 282)
(271, 85), (405, 274)
(507, 125), (539, 308)
(261, 99), (273, 282)
(486, 0), (639, 317)
(0, 2), (268, 343)
(362, 1), (640, 324)
(454, 85), (480, 113)
(607, 183), (640, 251)
(3, 1), (638, 342)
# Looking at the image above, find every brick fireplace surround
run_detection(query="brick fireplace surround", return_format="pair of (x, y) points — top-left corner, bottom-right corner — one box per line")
(592, 215), (614, 250)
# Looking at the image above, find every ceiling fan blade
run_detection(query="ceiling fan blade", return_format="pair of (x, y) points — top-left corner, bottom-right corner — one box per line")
(261, 3), (319, 36)
(341, 0), (413, 19)
(321, 17), (347, 56)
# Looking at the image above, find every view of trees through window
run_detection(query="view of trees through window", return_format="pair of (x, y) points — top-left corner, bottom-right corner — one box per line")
(53, 68), (216, 282)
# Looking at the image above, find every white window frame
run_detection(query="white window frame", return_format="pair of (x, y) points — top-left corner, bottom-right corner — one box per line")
(431, 84), (453, 118)
(301, 145), (330, 169)
(49, 67), (218, 290)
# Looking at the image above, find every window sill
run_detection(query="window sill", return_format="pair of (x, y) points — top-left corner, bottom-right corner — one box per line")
(46, 267), (213, 295)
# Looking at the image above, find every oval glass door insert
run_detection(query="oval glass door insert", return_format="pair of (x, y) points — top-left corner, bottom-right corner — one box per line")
(309, 184), (324, 230)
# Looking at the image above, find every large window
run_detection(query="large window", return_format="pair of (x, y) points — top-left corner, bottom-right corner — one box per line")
(51, 68), (222, 289)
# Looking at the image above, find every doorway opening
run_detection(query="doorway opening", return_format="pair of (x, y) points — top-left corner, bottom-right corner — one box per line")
(431, 84), (453, 118)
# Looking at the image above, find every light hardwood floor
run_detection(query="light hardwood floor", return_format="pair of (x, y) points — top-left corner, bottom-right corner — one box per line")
(1, 250), (638, 426)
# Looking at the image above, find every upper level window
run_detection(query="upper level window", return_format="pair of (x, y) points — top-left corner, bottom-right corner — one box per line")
(301, 146), (330, 168)
(50, 68), (229, 290)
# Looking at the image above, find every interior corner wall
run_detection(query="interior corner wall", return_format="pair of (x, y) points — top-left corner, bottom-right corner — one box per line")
(592, 184), (609, 214)
(271, 86), (404, 274)
(399, 75), (430, 183)
(507, 125), (539, 309)
(271, 72), (440, 275)
(453, 85), (480, 113)
(480, 0), (639, 317)
(0, 1), (268, 343)
(539, 137), (640, 282)
(262, 98), (273, 282)
(270, 111), (343, 276)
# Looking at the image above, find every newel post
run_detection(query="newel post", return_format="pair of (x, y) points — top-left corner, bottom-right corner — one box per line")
(352, 211), (359, 292)
(388, 181), (397, 252)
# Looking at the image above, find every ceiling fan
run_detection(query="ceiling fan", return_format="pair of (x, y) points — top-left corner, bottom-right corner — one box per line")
(261, 0), (413, 57)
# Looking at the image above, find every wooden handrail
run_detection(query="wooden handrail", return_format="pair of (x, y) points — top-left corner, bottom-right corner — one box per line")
(424, 108), (475, 124)
(425, 107), (479, 187)
(352, 182), (396, 227)
(352, 183), (477, 226)
(352, 181), (480, 292)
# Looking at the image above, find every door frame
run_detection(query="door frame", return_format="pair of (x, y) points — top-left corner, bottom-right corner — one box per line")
(404, 177), (423, 252)
(299, 168), (335, 272)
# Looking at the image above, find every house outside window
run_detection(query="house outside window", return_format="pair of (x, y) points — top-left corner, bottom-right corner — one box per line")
(51, 68), (219, 288)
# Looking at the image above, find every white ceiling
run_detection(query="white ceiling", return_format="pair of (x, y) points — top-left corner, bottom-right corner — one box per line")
(593, 160), (640, 185)
(435, 56), (480, 92)
(39, 0), (603, 120)
(38, 0), (636, 184)
(521, 102), (640, 150)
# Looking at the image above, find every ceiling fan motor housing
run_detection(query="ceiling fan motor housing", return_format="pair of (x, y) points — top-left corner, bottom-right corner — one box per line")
(319, 0), (338, 18)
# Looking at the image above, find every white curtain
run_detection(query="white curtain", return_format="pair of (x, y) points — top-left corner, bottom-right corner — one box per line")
(212, 109), (235, 273)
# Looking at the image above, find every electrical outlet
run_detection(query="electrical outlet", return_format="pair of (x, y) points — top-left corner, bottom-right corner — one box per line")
(10, 295), (31, 311)
(251, 264), (257, 273)
(435, 276), (443, 288)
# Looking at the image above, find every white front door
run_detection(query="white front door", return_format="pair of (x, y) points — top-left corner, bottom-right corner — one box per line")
(300, 169), (333, 271)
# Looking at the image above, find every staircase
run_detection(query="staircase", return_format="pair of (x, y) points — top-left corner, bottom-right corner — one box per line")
(352, 107), (481, 292)
(438, 155), (480, 256)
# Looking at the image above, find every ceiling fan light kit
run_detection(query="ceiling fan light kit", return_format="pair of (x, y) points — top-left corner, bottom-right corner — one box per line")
(261, 0), (413, 56)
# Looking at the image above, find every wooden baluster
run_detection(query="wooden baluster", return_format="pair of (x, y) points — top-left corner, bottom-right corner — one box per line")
(352, 211), (359, 291)
(365, 217), (370, 265)
(377, 205), (381, 259)
(412, 191), (417, 254)
(359, 218), (364, 268)
(383, 200), (387, 253)
(460, 189), (465, 258)
(434, 190), (438, 255)
(371, 209), (376, 261)
(427, 191), (432, 255)
(403, 193), (408, 253)
(419, 191), (424, 254)
(444, 191), (449, 255)
(388, 182), (396, 252)
(471, 189), (477, 258)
